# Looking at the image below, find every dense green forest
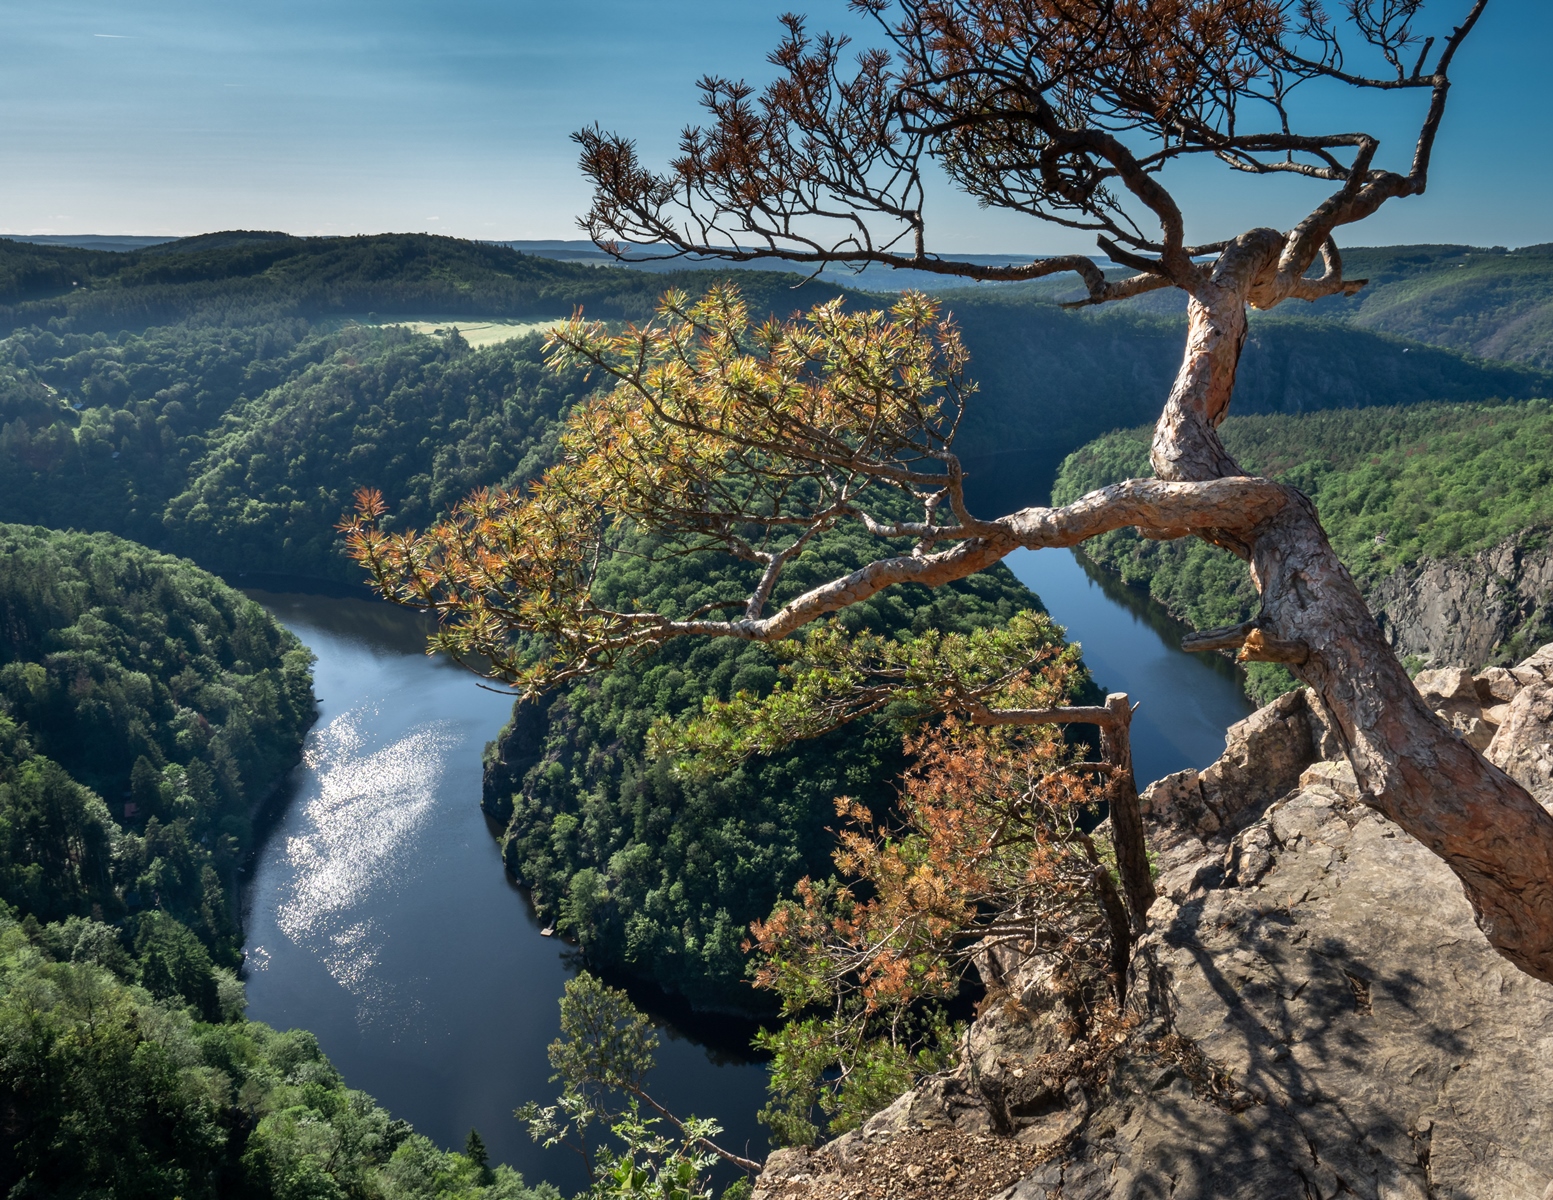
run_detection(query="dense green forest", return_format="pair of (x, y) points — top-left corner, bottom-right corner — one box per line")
(6, 230), (1553, 1000)
(0, 525), (554, 1198)
(6, 234), (1549, 575)
(0, 320), (347, 547)
(9, 229), (1553, 1189)
(484, 527), (1047, 1009)
(1052, 399), (1553, 698)
(0, 323), (594, 577)
(163, 328), (595, 579)
(0, 906), (557, 1200)
(0, 524), (312, 950)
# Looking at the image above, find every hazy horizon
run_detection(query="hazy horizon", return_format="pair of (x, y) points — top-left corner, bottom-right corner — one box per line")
(7, 231), (1553, 256)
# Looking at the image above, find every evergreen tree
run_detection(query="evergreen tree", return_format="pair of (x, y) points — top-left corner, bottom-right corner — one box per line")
(464, 1128), (492, 1185)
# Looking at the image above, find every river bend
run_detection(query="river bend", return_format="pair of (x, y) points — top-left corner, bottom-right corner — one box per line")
(239, 549), (1251, 1192)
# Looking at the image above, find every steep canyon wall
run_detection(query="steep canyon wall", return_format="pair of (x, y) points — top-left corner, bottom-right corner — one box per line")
(1372, 532), (1553, 669)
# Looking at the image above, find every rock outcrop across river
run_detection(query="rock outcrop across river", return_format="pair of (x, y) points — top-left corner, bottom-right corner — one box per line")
(753, 655), (1553, 1200)
(1362, 533), (1553, 672)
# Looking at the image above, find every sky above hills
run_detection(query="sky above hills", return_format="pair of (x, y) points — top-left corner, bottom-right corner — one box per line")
(0, 0), (1549, 252)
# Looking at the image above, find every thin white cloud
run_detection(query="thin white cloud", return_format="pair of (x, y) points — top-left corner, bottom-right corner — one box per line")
(93, 34), (134, 39)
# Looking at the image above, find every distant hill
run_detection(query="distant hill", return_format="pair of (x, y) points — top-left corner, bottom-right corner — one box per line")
(1042, 243), (1553, 370)
(0, 232), (850, 334)
(3, 231), (1551, 530)
(493, 239), (1082, 294)
(0, 233), (181, 253)
(1303, 243), (1553, 368)
(11, 230), (1553, 371)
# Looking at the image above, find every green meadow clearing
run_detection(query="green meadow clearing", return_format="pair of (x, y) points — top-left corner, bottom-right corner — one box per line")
(382, 317), (564, 346)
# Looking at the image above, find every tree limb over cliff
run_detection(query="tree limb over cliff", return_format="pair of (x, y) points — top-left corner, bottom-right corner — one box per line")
(347, 0), (1553, 987)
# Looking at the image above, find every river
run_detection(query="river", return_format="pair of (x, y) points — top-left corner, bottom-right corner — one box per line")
(238, 586), (769, 1195)
(1003, 549), (1255, 786)
(239, 550), (1252, 1194)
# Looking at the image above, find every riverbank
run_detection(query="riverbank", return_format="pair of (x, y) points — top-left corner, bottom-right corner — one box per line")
(235, 547), (1259, 1192)
(1052, 402), (1553, 684)
(239, 584), (772, 1195)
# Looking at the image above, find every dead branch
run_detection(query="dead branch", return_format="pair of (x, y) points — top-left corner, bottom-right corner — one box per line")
(969, 693), (1153, 934)
(1181, 620), (1262, 655)
(1237, 629), (1311, 666)
(1182, 620), (1310, 664)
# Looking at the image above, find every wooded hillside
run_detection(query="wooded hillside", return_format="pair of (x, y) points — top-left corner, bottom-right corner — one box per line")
(6, 230), (1553, 1005)
(1053, 399), (1553, 698)
(5, 234), (1549, 565)
(0, 524), (312, 952)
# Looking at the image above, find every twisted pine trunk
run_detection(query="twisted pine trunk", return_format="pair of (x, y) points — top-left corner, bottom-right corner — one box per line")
(1152, 230), (1553, 985)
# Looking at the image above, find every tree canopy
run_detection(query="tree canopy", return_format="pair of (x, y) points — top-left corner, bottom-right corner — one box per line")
(559, 0), (1553, 990)
(0, 905), (560, 1200)
(0, 524), (313, 953)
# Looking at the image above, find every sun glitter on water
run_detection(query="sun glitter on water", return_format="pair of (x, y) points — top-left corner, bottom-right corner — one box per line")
(271, 706), (458, 1026)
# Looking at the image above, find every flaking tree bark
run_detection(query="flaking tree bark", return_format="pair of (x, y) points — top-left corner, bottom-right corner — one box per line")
(570, 0), (1553, 984)
(1158, 232), (1553, 986)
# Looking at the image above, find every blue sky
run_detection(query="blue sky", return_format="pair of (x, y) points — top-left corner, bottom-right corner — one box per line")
(0, 0), (1547, 251)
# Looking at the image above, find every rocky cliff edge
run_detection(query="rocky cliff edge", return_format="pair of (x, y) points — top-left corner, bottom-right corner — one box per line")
(753, 652), (1553, 1200)
(1367, 533), (1553, 671)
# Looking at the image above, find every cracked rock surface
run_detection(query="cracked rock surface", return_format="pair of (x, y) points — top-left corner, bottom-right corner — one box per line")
(1370, 533), (1553, 671)
(1484, 645), (1553, 810)
(754, 663), (1553, 1200)
(1110, 781), (1553, 1200)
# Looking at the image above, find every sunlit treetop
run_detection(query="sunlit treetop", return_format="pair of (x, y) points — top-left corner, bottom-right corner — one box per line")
(343, 285), (980, 691)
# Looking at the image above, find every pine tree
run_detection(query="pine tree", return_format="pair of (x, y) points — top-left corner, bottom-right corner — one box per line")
(464, 1128), (492, 1185)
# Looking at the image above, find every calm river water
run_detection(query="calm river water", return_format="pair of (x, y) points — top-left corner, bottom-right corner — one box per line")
(1004, 549), (1255, 786)
(240, 550), (1251, 1194)
(239, 587), (769, 1195)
